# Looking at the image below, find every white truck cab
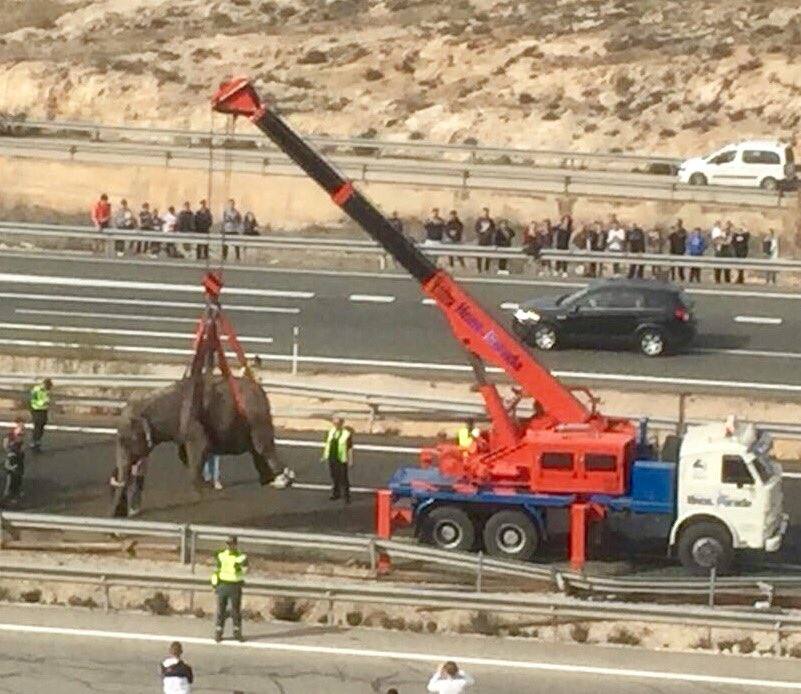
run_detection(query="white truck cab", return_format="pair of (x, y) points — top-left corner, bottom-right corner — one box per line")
(669, 417), (788, 574)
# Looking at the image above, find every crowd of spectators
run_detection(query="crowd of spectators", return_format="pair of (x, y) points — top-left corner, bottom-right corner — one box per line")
(403, 207), (781, 285)
(91, 193), (782, 284)
(90, 194), (260, 261)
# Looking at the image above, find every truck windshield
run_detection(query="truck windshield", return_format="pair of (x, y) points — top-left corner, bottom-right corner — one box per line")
(752, 455), (773, 483)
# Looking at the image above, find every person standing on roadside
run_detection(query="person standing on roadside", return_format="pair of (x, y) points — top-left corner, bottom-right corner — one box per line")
(127, 455), (147, 517)
(626, 221), (646, 278)
(427, 661), (474, 693)
(211, 536), (247, 642)
(222, 198), (243, 262)
(241, 211), (259, 262)
(423, 207), (446, 244)
(554, 214), (573, 277)
(176, 201), (195, 256)
(29, 378), (52, 453)
(494, 218), (516, 274)
(321, 415), (353, 504)
(763, 228), (779, 284)
(136, 202), (155, 255)
(113, 198), (136, 257)
(605, 217), (625, 276)
(203, 454), (223, 490)
(2, 416), (25, 505)
(667, 219), (687, 282)
(194, 199), (213, 261)
(162, 205), (180, 258)
(686, 227), (707, 283)
(474, 207), (495, 273)
(445, 210), (465, 269)
(91, 193), (112, 255)
(732, 225), (750, 284)
(160, 641), (193, 694)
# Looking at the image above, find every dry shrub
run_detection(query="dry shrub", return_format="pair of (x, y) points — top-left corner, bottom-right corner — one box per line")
(607, 627), (641, 646)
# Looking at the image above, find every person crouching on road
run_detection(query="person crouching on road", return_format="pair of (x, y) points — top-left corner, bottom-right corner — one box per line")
(322, 415), (353, 504)
(212, 535), (247, 642)
(3, 416), (26, 505)
(160, 641), (193, 694)
(427, 661), (474, 693)
(29, 378), (52, 453)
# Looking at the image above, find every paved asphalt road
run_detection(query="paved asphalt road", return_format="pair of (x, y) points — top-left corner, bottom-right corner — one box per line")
(0, 252), (800, 390)
(7, 423), (800, 571)
(0, 603), (799, 693)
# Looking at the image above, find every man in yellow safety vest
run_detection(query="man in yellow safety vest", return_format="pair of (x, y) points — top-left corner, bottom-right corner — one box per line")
(211, 536), (248, 642)
(456, 418), (480, 449)
(29, 378), (53, 453)
(321, 415), (353, 504)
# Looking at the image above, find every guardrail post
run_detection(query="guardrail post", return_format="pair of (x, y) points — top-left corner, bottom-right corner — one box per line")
(708, 566), (716, 607)
(774, 620), (783, 654)
(677, 393), (688, 435)
(165, 150), (172, 167)
(179, 524), (191, 564)
(291, 326), (300, 376)
(101, 574), (110, 612)
(476, 551), (483, 593)
(189, 529), (197, 573)
(325, 590), (334, 625)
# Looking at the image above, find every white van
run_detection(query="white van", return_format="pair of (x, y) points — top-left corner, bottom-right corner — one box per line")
(677, 140), (796, 190)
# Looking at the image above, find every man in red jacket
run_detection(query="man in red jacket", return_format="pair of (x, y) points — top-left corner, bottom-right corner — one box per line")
(91, 193), (112, 255)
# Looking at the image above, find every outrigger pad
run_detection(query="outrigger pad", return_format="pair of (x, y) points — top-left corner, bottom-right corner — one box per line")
(271, 467), (296, 489)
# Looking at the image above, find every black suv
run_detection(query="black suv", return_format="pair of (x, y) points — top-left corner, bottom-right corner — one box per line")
(511, 279), (696, 357)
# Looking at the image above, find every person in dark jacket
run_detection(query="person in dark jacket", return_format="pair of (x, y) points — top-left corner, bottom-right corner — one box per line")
(241, 211), (259, 261)
(3, 416), (25, 505)
(554, 214), (573, 276)
(423, 207), (446, 250)
(626, 222), (646, 278)
(194, 199), (213, 261)
(474, 207), (495, 273)
(160, 641), (193, 693)
(445, 210), (465, 268)
(588, 220), (605, 277)
(667, 219), (687, 282)
(494, 219), (516, 273)
(176, 201), (195, 256)
(731, 226), (750, 284)
(136, 202), (154, 255)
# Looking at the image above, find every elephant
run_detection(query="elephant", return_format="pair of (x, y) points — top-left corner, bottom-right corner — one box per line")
(113, 375), (292, 516)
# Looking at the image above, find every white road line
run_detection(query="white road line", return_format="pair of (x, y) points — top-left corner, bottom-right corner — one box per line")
(15, 309), (199, 324)
(696, 348), (801, 360)
(0, 291), (300, 314)
(348, 294), (396, 303)
(0, 623), (798, 689)
(0, 272), (314, 300)
(0, 322), (273, 345)
(500, 302), (519, 310)
(421, 298), (436, 305)
(734, 315), (783, 325)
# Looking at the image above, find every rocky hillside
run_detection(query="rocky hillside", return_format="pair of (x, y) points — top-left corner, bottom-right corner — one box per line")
(1, 0), (801, 157)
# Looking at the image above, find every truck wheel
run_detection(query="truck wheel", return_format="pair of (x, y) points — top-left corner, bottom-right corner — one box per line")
(760, 176), (778, 191)
(421, 506), (476, 552)
(677, 521), (733, 575)
(689, 173), (707, 186)
(483, 510), (539, 562)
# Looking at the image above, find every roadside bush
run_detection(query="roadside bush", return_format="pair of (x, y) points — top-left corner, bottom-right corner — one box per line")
(469, 612), (502, 636)
(691, 635), (712, 650)
(788, 643), (801, 658)
(717, 638), (737, 652)
(346, 611), (363, 627)
(241, 608), (264, 622)
(425, 621), (438, 633)
(270, 598), (304, 622)
(607, 627), (641, 646)
(738, 636), (756, 654)
(20, 589), (41, 604)
(143, 591), (172, 615)
(0, 587), (9, 602)
(570, 623), (590, 643)
(67, 595), (98, 608)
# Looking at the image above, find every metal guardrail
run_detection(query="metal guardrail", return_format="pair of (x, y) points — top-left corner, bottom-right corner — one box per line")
(1, 373), (801, 441)
(0, 117), (686, 168)
(1, 512), (801, 610)
(0, 221), (797, 273)
(0, 124), (788, 208)
(3, 562), (801, 633)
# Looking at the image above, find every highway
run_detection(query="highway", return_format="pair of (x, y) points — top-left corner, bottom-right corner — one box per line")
(8, 421), (801, 569)
(1, 604), (800, 693)
(0, 253), (800, 391)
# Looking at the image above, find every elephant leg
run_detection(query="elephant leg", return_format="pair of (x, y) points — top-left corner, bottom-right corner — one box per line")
(183, 425), (210, 495)
(250, 448), (276, 486)
(177, 444), (188, 467)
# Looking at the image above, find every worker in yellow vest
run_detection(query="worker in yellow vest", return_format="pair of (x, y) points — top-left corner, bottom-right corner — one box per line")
(211, 536), (247, 642)
(456, 418), (480, 449)
(29, 378), (53, 453)
(321, 415), (353, 504)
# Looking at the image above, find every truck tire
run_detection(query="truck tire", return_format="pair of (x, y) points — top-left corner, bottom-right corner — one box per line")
(677, 521), (733, 575)
(483, 510), (539, 561)
(421, 506), (476, 552)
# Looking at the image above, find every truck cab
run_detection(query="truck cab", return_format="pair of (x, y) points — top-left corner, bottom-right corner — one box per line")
(669, 418), (788, 574)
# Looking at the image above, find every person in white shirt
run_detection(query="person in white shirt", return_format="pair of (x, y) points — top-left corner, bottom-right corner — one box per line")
(605, 220), (626, 275)
(427, 661), (474, 693)
(162, 205), (181, 258)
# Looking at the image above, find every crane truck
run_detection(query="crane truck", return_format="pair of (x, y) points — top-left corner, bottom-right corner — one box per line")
(212, 79), (788, 574)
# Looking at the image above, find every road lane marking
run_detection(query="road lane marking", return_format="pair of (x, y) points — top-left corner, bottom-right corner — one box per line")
(500, 302), (519, 310)
(15, 309), (199, 324)
(421, 298), (436, 305)
(696, 348), (801, 360)
(0, 623), (798, 689)
(0, 292), (301, 314)
(0, 272), (314, 299)
(0, 322), (273, 345)
(734, 315), (783, 325)
(348, 294), (396, 303)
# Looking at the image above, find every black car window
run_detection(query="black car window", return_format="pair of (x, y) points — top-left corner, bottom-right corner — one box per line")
(644, 290), (671, 308)
(721, 455), (754, 486)
(709, 150), (736, 165)
(582, 289), (642, 309)
(743, 150), (780, 165)
(580, 290), (615, 309)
